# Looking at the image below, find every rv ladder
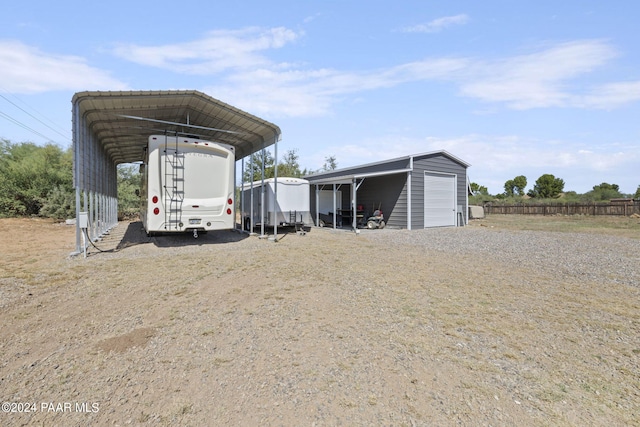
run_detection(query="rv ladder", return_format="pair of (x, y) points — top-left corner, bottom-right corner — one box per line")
(163, 138), (185, 230)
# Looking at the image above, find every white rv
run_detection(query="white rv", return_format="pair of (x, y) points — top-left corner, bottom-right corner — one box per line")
(140, 135), (235, 237)
(241, 177), (312, 231)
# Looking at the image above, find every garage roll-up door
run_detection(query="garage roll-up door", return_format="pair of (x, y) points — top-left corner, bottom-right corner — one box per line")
(424, 172), (456, 227)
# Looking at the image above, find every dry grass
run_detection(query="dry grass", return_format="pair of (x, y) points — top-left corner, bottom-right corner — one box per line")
(474, 213), (640, 238)
(0, 217), (639, 426)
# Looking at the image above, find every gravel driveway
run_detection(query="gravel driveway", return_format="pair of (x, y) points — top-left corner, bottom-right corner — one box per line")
(1, 217), (638, 426)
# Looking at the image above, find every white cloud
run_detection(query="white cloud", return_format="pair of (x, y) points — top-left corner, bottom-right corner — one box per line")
(112, 28), (636, 117)
(580, 80), (640, 109)
(311, 133), (639, 194)
(201, 36), (629, 117)
(458, 40), (618, 109)
(204, 57), (467, 117)
(112, 27), (301, 75)
(402, 14), (470, 33)
(0, 40), (128, 93)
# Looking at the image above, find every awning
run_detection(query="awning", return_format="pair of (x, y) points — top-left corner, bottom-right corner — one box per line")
(307, 168), (413, 186)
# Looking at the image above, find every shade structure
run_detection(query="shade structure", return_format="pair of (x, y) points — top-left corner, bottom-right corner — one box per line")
(71, 90), (281, 254)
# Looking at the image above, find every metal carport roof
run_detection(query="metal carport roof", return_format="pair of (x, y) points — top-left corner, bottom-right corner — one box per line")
(72, 90), (281, 164)
(71, 90), (281, 255)
(304, 150), (470, 185)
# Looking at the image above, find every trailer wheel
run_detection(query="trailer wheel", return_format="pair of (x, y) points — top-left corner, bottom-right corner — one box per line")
(366, 220), (376, 229)
(243, 217), (251, 231)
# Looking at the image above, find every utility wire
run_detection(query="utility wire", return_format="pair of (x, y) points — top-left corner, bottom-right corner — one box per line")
(0, 92), (70, 142)
(0, 110), (55, 142)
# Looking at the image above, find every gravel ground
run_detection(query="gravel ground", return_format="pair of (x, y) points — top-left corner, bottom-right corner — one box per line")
(1, 217), (639, 426)
(365, 226), (640, 287)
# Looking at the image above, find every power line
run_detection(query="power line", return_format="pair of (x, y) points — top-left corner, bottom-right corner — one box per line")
(0, 110), (57, 142)
(0, 87), (71, 144)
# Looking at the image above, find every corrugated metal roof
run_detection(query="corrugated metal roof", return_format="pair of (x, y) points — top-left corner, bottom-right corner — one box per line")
(72, 90), (281, 164)
(305, 150), (470, 185)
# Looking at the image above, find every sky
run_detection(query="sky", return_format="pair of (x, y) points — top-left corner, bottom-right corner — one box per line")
(1, 1), (639, 195)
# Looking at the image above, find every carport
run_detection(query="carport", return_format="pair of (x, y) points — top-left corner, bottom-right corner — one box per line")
(306, 151), (470, 230)
(72, 90), (281, 254)
(308, 169), (411, 230)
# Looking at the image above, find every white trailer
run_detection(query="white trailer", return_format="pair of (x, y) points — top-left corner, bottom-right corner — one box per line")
(241, 177), (312, 231)
(140, 135), (235, 237)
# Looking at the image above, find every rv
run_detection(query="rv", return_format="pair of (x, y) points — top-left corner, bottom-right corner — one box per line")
(241, 177), (312, 231)
(140, 135), (235, 237)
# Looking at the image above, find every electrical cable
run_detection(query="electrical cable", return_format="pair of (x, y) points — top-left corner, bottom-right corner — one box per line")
(82, 227), (114, 254)
(0, 92), (70, 141)
(0, 110), (55, 142)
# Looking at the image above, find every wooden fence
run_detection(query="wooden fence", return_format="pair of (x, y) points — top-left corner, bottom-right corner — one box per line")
(484, 201), (640, 216)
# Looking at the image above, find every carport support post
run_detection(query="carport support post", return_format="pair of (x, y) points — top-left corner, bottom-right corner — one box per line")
(259, 147), (266, 239)
(249, 153), (256, 236)
(407, 169), (412, 230)
(270, 138), (278, 242)
(315, 185), (319, 227)
(240, 157), (244, 232)
(332, 183), (337, 230)
(352, 177), (357, 231)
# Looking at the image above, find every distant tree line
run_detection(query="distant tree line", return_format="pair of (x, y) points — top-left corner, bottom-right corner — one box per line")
(1, 139), (337, 219)
(241, 148), (337, 183)
(470, 173), (640, 205)
(0, 139), (74, 218)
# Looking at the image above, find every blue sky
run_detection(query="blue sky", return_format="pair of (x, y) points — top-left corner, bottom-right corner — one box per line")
(1, 1), (639, 194)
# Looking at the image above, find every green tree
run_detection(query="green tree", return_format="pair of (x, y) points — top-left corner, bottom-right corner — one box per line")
(527, 174), (564, 199)
(470, 182), (489, 196)
(513, 175), (527, 196)
(276, 149), (308, 178)
(504, 175), (527, 197)
(634, 185), (640, 200)
(0, 140), (72, 216)
(242, 149), (309, 182)
(504, 179), (515, 197)
(242, 150), (275, 182)
(40, 184), (75, 219)
(584, 182), (623, 202)
(322, 155), (338, 171)
(117, 164), (142, 219)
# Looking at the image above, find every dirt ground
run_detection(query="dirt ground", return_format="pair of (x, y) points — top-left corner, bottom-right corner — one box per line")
(0, 216), (639, 426)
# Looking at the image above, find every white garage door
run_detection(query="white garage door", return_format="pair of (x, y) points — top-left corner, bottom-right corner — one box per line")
(424, 172), (456, 227)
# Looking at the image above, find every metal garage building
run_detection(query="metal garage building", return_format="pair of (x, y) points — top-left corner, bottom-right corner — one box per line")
(306, 151), (470, 230)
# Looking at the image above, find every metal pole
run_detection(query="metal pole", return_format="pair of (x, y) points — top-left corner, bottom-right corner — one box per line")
(407, 170), (412, 230)
(315, 185), (319, 227)
(333, 183), (337, 230)
(271, 138), (278, 241)
(260, 147), (266, 238)
(240, 157), (245, 232)
(249, 152), (255, 235)
(352, 178), (357, 231)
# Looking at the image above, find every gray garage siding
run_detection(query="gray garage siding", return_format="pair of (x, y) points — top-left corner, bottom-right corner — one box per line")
(411, 153), (468, 228)
(355, 173), (408, 228)
(306, 150), (469, 229)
